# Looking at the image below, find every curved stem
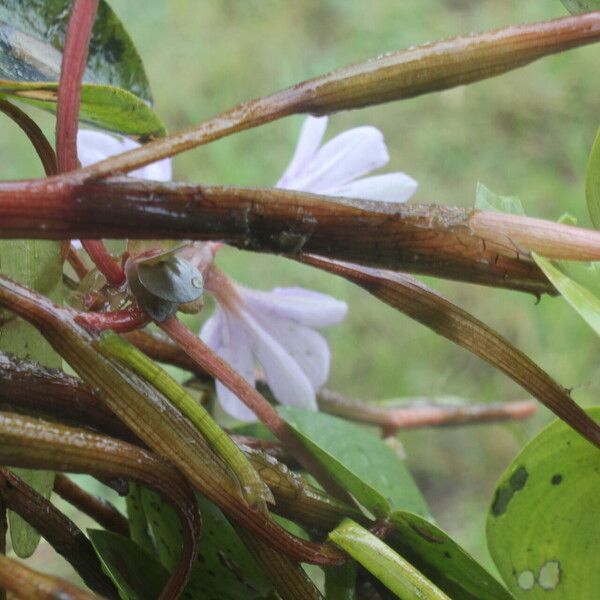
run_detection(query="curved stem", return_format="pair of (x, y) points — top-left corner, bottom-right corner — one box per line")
(0, 99), (56, 176)
(75, 303), (150, 333)
(0, 467), (117, 597)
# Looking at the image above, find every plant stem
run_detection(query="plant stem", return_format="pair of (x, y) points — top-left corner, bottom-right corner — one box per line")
(0, 99), (56, 176)
(53, 473), (129, 537)
(159, 316), (355, 503)
(56, 0), (125, 286)
(317, 390), (537, 432)
(65, 13), (600, 182)
(74, 303), (150, 333)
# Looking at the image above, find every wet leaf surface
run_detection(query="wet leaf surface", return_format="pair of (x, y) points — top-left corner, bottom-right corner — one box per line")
(487, 408), (600, 599)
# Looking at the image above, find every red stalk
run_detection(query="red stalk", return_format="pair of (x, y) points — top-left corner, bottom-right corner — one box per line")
(159, 316), (354, 503)
(56, 0), (125, 286)
(74, 304), (149, 333)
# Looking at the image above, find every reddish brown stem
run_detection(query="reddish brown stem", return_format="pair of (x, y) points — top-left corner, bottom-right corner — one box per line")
(123, 329), (209, 379)
(0, 99), (57, 176)
(56, 0), (125, 286)
(0, 352), (136, 442)
(0, 467), (117, 597)
(75, 303), (150, 333)
(318, 391), (537, 432)
(0, 555), (100, 600)
(56, 0), (98, 173)
(53, 473), (129, 537)
(67, 244), (90, 279)
(159, 316), (354, 503)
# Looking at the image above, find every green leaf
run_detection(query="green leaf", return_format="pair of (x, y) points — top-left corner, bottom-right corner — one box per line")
(561, 0), (600, 14)
(0, 82), (166, 138)
(487, 407), (600, 599)
(475, 183), (524, 215)
(586, 127), (600, 229)
(329, 519), (450, 600)
(140, 489), (274, 599)
(125, 482), (155, 557)
(0, 239), (62, 557)
(88, 529), (169, 600)
(0, 0), (165, 137)
(389, 511), (513, 600)
(533, 253), (600, 337)
(279, 406), (429, 518)
(325, 562), (357, 600)
(0, 0), (151, 100)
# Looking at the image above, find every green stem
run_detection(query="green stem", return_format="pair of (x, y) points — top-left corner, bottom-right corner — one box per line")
(97, 332), (272, 510)
(329, 519), (450, 600)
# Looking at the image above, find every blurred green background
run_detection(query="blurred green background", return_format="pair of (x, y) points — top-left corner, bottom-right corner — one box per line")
(1, 0), (598, 580)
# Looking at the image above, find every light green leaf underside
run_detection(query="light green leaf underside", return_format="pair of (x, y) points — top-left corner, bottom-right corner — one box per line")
(533, 253), (600, 338)
(329, 519), (450, 600)
(487, 407), (600, 599)
(475, 182), (524, 215)
(279, 406), (429, 518)
(586, 127), (600, 229)
(0, 82), (166, 138)
(561, 0), (600, 14)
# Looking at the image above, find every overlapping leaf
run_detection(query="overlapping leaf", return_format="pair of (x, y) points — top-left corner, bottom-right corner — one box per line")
(279, 406), (429, 518)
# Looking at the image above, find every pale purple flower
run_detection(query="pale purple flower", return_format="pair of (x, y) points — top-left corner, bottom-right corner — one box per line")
(200, 116), (416, 420)
(276, 115), (418, 202)
(200, 284), (347, 421)
(77, 129), (172, 181)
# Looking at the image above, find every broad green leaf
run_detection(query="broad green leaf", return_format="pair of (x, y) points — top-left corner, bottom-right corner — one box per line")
(329, 519), (450, 600)
(487, 407), (600, 599)
(125, 482), (155, 557)
(279, 406), (429, 518)
(0, 0), (151, 101)
(0, 1), (165, 137)
(533, 253), (600, 337)
(475, 183), (524, 215)
(390, 511), (513, 600)
(586, 127), (600, 229)
(0, 239), (62, 557)
(561, 0), (600, 13)
(0, 83), (166, 138)
(325, 562), (357, 600)
(88, 529), (169, 600)
(140, 489), (273, 599)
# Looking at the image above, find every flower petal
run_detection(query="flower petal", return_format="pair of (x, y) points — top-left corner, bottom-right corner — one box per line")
(283, 126), (389, 193)
(201, 310), (258, 421)
(77, 129), (172, 181)
(329, 172), (418, 202)
(239, 309), (317, 411)
(276, 116), (328, 188)
(241, 286), (347, 328)
(254, 314), (331, 390)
